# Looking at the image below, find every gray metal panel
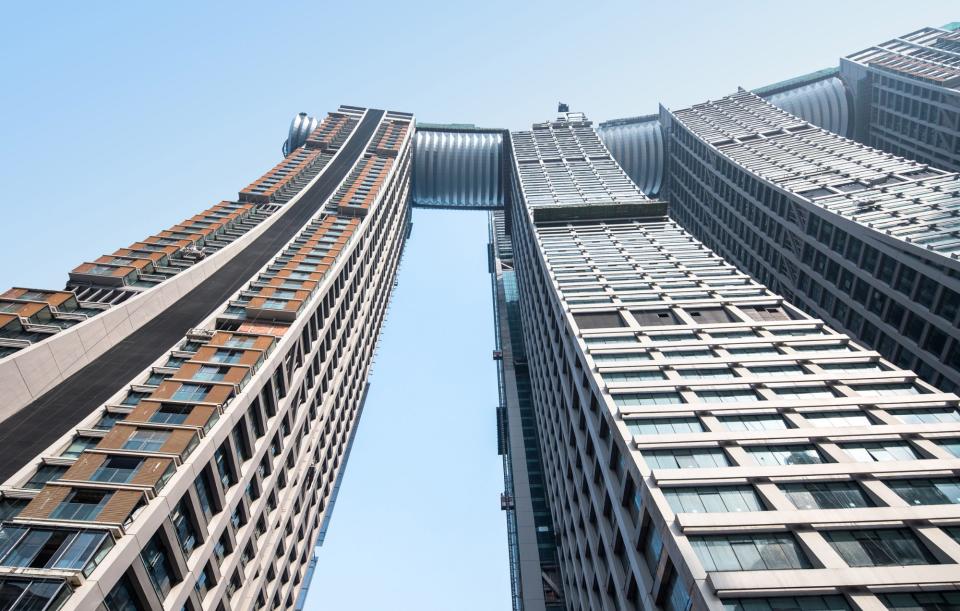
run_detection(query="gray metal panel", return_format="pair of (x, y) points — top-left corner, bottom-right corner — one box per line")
(412, 130), (504, 208)
(596, 118), (664, 196)
(765, 76), (851, 136)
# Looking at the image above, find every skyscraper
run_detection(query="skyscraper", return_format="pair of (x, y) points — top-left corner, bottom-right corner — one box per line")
(0, 106), (413, 610)
(3, 21), (960, 611)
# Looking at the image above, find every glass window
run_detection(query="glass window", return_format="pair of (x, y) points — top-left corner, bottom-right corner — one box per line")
(602, 370), (667, 383)
(819, 362), (883, 374)
(170, 499), (198, 557)
(641, 524), (663, 575)
(664, 570), (692, 611)
(690, 533), (811, 571)
(719, 414), (789, 431)
(23, 465), (67, 490)
(890, 408), (960, 424)
(123, 430), (169, 452)
(676, 368), (737, 380)
(696, 388), (760, 403)
(104, 573), (142, 611)
(0, 525), (112, 575)
(91, 456), (142, 484)
(211, 350), (243, 364)
(214, 446), (236, 489)
(748, 444), (824, 466)
(841, 442), (919, 462)
(664, 486), (765, 513)
(722, 596), (850, 611)
(886, 478), (960, 506)
(641, 448), (729, 470)
(60, 436), (98, 459)
(780, 482), (874, 509)
(141, 533), (179, 598)
(192, 365), (226, 382)
(880, 592), (960, 610)
(773, 386), (837, 400)
(50, 489), (111, 521)
(850, 383), (921, 397)
(171, 384), (208, 402)
(194, 471), (217, 521)
(150, 404), (191, 426)
(626, 417), (702, 436)
(614, 391), (685, 407)
(824, 528), (937, 567)
(746, 365), (805, 378)
(803, 411), (871, 427)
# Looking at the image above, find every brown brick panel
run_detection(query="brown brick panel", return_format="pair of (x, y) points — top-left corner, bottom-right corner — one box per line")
(236, 321), (291, 337)
(19, 485), (70, 519)
(161, 429), (197, 456)
(98, 489), (145, 524)
(129, 457), (174, 487)
(96, 424), (137, 451)
(63, 453), (106, 481)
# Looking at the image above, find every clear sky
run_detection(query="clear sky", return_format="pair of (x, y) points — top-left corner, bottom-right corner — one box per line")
(1, 2), (959, 610)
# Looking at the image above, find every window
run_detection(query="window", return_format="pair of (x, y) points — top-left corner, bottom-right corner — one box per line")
(194, 470), (217, 520)
(663, 570), (692, 611)
(690, 533), (811, 571)
(24, 465), (67, 490)
(719, 414), (789, 431)
(193, 365), (227, 382)
(850, 383), (921, 397)
(880, 592), (960, 610)
(95, 412), (123, 430)
(803, 411), (871, 427)
(722, 596), (850, 611)
(728, 346), (780, 357)
(747, 365), (805, 378)
(676, 368), (737, 380)
(121, 391), (151, 407)
(772, 386), (837, 400)
(91, 456), (142, 484)
(170, 499), (198, 557)
(780, 482), (874, 510)
(641, 524), (663, 575)
(824, 528), (937, 567)
(697, 387), (760, 403)
(660, 348), (714, 361)
(890, 408), (960, 424)
(50, 489), (111, 521)
(841, 441), (919, 462)
(593, 352), (652, 363)
(602, 370), (667, 383)
(664, 486), (764, 513)
(614, 391), (684, 407)
(150, 404), (191, 426)
(171, 384), (208, 402)
(626, 417), (702, 435)
(60, 436), (98, 459)
(141, 533), (180, 598)
(104, 573), (143, 611)
(0, 525), (113, 575)
(224, 337), (256, 349)
(748, 444), (824, 466)
(941, 440), (960, 457)
(215, 445), (236, 488)
(641, 448), (729, 469)
(211, 350), (243, 364)
(123, 430), (169, 452)
(886, 478), (960, 506)
(819, 362), (883, 374)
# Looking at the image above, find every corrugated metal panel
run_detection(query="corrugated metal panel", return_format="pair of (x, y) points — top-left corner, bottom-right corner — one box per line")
(596, 118), (663, 197)
(412, 130), (503, 208)
(765, 76), (851, 137)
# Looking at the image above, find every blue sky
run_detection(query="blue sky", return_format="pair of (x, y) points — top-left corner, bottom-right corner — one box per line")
(1, 2), (958, 609)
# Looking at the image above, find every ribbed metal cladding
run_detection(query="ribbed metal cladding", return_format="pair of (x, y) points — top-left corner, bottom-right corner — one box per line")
(596, 118), (664, 196)
(412, 130), (503, 207)
(765, 76), (851, 137)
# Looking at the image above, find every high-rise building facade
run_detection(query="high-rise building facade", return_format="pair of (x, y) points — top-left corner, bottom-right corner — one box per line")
(502, 110), (960, 611)
(661, 91), (960, 392)
(0, 106), (413, 610)
(4, 21), (960, 611)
